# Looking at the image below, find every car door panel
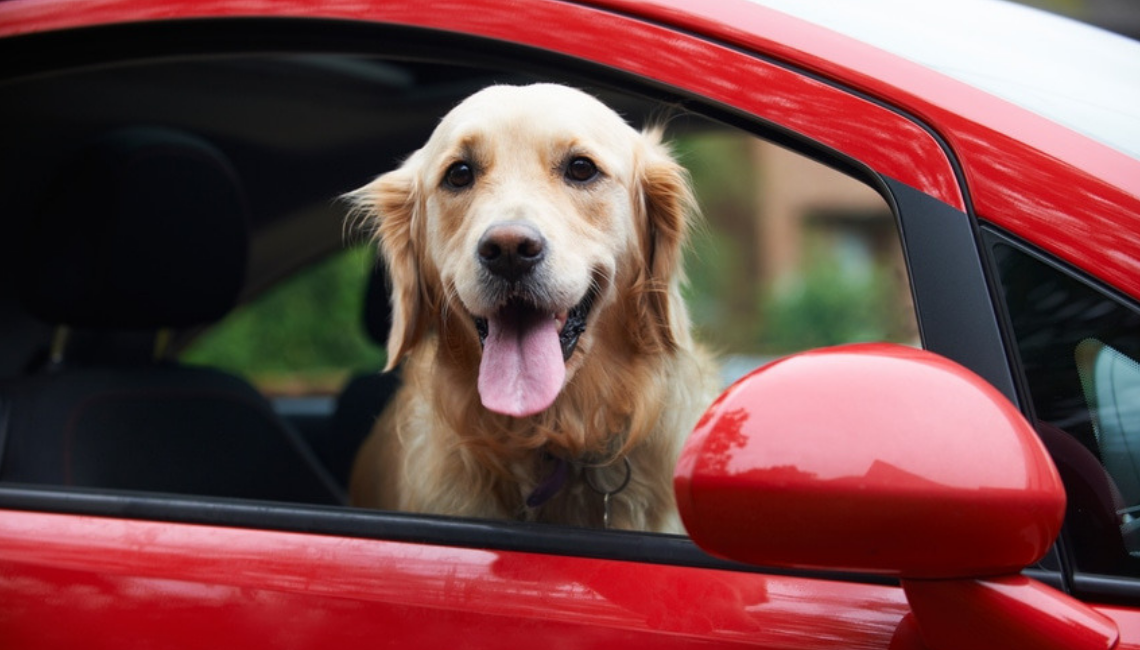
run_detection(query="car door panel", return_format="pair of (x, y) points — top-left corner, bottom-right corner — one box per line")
(0, 509), (910, 649)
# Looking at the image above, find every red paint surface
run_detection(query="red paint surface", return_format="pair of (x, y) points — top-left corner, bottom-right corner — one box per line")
(903, 576), (1118, 650)
(0, 509), (911, 649)
(1093, 604), (1140, 650)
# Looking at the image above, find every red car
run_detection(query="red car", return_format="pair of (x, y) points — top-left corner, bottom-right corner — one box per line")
(1, 0), (1138, 648)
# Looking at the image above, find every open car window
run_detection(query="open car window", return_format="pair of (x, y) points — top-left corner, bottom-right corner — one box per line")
(0, 48), (915, 552)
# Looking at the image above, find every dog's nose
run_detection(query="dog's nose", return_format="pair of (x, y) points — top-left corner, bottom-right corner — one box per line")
(478, 222), (546, 281)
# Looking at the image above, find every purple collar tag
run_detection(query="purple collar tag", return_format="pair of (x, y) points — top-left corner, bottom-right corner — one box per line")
(526, 455), (569, 508)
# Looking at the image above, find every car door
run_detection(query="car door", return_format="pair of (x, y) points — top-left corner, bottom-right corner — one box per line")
(0, 1), (1097, 648)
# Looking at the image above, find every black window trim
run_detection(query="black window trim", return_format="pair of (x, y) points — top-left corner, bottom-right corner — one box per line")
(0, 482), (902, 586)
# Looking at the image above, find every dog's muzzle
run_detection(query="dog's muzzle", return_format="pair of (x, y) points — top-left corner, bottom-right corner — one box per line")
(471, 222), (596, 418)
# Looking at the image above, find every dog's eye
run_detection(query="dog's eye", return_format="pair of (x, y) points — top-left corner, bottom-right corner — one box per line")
(444, 162), (475, 189)
(565, 157), (599, 184)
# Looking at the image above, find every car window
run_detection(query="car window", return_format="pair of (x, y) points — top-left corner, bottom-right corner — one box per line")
(1, 50), (918, 538)
(990, 237), (1140, 578)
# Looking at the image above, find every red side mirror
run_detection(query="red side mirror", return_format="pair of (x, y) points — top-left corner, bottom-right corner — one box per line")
(675, 344), (1117, 650)
(675, 343), (1063, 577)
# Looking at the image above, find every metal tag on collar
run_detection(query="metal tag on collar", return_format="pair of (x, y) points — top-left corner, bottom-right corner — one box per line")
(586, 457), (632, 529)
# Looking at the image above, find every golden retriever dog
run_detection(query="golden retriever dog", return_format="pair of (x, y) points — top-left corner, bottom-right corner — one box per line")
(347, 84), (718, 532)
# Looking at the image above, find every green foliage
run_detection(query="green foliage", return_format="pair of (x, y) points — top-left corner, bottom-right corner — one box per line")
(683, 226), (753, 350)
(674, 133), (757, 210)
(758, 256), (902, 353)
(674, 133), (763, 353)
(181, 246), (386, 391)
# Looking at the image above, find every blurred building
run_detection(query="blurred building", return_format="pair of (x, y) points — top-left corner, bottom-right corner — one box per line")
(749, 142), (895, 290)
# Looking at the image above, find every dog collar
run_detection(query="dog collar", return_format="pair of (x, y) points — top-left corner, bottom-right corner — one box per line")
(525, 455), (569, 508)
(524, 452), (634, 527)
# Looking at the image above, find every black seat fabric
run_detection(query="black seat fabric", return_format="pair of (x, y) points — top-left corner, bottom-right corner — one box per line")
(0, 127), (343, 505)
(326, 257), (401, 487)
(1, 368), (342, 503)
(329, 369), (401, 486)
(1036, 422), (1131, 573)
(22, 127), (246, 329)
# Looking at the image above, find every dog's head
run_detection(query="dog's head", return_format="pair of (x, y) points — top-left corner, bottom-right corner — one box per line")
(351, 84), (695, 418)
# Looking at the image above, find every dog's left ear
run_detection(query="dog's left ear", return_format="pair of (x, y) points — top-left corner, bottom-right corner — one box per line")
(633, 128), (697, 353)
(347, 162), (430, 371)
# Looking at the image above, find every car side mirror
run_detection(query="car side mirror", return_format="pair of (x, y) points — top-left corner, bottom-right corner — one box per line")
(675, 343), (1117, 650)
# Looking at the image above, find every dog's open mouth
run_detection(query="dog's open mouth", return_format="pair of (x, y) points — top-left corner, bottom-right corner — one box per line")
(473, 290), (594, 418)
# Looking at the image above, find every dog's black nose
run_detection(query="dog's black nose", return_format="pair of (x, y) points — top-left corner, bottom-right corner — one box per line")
(478, 222), (546, 281)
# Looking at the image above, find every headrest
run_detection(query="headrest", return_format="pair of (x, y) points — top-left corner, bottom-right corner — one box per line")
(24, 127), (249, 329)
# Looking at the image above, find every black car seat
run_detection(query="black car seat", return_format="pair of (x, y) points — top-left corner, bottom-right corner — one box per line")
(0, 127), (345, 505)
(1036, 422), (1132, 573)
(325, 256), (401, 488)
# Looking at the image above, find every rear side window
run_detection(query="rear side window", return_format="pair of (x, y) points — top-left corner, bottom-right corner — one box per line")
(992, 239), (1140, 578)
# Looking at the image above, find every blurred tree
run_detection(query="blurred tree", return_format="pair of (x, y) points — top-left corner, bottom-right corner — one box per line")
(758, 253), (901, 353)
(676, 133), (762, 353)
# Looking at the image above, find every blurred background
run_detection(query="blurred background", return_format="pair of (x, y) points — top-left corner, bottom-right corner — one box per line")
(1021, 0), (1140, 38)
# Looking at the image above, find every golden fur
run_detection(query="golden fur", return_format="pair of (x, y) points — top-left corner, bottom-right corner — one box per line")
(347, 84), (718, 532)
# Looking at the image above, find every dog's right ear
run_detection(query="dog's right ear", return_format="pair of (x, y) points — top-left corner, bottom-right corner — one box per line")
(631, 128), (698, 354)
(347, 163), (427, 371)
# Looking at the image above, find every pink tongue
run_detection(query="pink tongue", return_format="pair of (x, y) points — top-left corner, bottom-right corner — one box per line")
(478, 305), (565, 418)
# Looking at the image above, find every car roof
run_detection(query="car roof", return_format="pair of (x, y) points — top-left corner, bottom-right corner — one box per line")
(754, 0), (1140, 163)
